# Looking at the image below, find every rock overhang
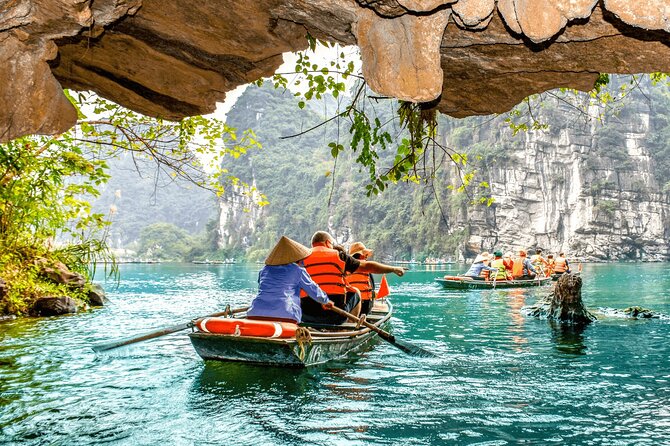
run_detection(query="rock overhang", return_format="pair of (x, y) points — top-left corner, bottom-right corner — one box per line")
(1, 0), (669, 142)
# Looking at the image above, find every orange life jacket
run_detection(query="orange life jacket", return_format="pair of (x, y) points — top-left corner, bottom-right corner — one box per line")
(530, 254), (546, 272)
(346, 271), (374, 301)
(512, 258), (524, 278)
(300, 245), (347, 297)
(490, 258), (507, 280)
(554, 257), (568, 273)
(546, 259), (556, 274)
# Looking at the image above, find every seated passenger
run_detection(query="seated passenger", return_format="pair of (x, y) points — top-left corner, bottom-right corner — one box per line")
(503, 252), (514, 279)
(247, 236), (334, 323)
(346, 242), (376, 316)
(553, 252), (571, 275)
(463, 252), (497, 280)
(546, 254), (556, 275)
(300, 231), (405, 325)
(489, 251), (509, 280)
(530, 248), (550, 276)
(512, 250), (538, 279)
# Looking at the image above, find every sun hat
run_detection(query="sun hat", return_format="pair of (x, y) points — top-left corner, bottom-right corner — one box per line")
(493, 250), (503, 257)
(474, 254), (487, 263)
(349, 242), (373, 257)
(503, 251), (512, 259)
(265, 236), (312, 265)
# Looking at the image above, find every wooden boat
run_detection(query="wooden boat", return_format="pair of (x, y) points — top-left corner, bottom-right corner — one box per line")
(188, 300), (393, 367)
(436, 275), (552, 290)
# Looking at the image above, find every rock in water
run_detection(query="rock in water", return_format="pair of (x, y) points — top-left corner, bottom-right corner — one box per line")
(88, 284), (107, 306)
(32, 297), (78, 316)
(523, 274), (596, 324)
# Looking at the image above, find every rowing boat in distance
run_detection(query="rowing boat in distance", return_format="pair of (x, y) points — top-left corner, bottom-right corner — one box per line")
(188, 301), (393, 367)
(436, 275), (553, 290)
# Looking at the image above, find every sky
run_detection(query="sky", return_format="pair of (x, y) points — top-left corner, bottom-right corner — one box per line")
(207, 44), (362, 122)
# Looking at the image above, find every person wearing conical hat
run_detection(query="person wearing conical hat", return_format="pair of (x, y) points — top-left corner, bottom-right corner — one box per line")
(462, 251), (497, 280)
(300, 231), (406, 325)
(247, 236), (334, 323)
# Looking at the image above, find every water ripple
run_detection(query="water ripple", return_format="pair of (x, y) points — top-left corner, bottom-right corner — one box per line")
(1, 264), (669, 445)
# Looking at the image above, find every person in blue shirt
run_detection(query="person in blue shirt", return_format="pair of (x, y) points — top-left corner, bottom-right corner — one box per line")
(247, 236), (334, 323)
(463, 252), (498, 280)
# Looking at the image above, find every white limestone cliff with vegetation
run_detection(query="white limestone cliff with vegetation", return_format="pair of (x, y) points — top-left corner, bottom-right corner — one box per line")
(216, 82), (670, 262)
(448, 88), (669, 261)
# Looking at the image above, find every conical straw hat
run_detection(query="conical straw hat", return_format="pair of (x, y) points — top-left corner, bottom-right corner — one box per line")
(265, 236), (312, 266)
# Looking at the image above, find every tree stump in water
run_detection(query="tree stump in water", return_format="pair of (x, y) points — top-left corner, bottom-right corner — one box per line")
(523, 274), (596, 324)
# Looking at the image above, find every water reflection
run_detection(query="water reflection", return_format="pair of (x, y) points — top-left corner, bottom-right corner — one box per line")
(192, 361), (318, 399)
(506, 289), (529, 353)
(549, 320), (588, 355)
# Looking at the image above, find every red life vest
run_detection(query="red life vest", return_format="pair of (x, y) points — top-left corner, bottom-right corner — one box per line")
(554, 257), (568, 273)
(512, 258), (524, 278)
(300, 245), (347, 297)
(347, 271), (374, 301)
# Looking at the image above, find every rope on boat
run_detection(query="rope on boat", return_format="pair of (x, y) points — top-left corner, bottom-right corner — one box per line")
(295, 327), (313, 361)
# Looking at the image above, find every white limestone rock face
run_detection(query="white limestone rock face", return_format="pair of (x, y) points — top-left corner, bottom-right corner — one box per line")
(453, 99), (669, 261)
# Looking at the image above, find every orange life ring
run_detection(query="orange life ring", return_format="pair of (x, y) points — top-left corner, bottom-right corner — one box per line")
(195, 318), (298, 338)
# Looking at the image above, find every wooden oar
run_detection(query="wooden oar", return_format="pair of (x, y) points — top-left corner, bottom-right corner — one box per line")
(92, 306), (249, 352)
(328, 306), (435, 358)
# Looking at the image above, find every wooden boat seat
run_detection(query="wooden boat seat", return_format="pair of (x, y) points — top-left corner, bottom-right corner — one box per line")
(371, 302), (389, 313)
(303, 322), (359, 331)
(303, 313), (384, 331)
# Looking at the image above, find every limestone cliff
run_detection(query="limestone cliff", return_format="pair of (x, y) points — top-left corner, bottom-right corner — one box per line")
(451, 91), (670, 261)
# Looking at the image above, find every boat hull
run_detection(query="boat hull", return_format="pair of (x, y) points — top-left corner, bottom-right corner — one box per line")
(189, 302), (392, 367)
(436, 277), (552, 290)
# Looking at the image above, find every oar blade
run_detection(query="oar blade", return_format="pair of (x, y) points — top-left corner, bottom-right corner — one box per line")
(391, 339), (437, 358)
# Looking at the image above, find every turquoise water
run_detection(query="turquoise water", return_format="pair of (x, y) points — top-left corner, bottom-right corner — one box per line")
(1, 263), (669, 445)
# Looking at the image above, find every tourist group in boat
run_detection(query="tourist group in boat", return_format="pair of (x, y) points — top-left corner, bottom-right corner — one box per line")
(247, 231), (405, 326)
(461, 249), (572, 281)
(184, 232), (410, 366)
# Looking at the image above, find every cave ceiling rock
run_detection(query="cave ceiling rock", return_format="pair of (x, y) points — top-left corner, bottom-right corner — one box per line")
(604, 0), (670, 32)
(355, 7), (450, 102)
(1, 0), (670, 143)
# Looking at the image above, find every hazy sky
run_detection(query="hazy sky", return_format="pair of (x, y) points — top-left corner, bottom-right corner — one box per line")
(207, 44), (361, 122)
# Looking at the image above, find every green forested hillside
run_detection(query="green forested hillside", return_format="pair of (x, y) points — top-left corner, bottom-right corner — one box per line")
(222, 84), (473, 260)
(90, 153), (217, 249)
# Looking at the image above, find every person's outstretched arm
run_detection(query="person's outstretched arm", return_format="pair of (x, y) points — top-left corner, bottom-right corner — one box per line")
(357, 260), (406, 276)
